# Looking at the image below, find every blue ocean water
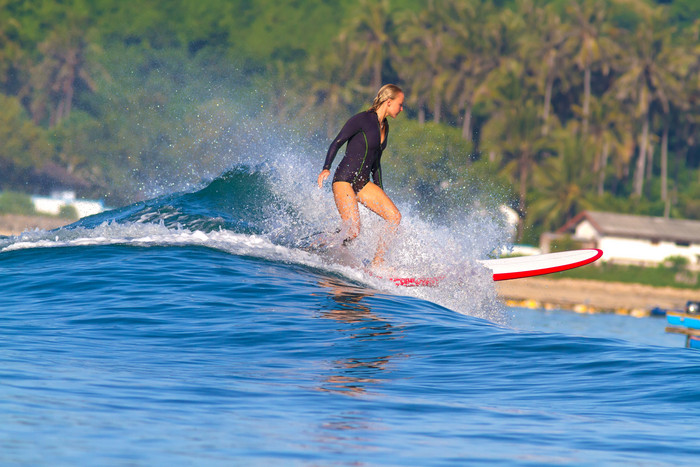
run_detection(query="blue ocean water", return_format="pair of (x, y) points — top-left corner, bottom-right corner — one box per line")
(2, 166), (700, 465)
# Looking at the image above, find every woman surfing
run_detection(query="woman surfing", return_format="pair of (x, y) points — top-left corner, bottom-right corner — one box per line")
(317, 84), (405, 267)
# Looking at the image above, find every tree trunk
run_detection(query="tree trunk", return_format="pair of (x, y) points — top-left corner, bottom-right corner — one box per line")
(633, 114), (649, 197)
(582, 65), (591, 136)
(597, 139), (609, 196)
(61, 72), (75, 125)
(661, 122), (669, 202)
(461, 99), (472, 141)
(646, 140), (654, 182)
(542, 53), (555, 136)
(432, 89), (441, 124)
(63, 49), (77, 123)
(51, 102), (61, 128)
(517, 152), (530, 242)
(372, 58), (382, 92)
(593, 145), (601, 174)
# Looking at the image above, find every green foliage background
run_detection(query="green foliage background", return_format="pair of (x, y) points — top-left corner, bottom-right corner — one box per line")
(1, 0), (699, 244)
(0, 191), (36, 215)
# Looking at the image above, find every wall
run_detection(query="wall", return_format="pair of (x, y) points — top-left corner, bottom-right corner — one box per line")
(597, 236), (700, 267)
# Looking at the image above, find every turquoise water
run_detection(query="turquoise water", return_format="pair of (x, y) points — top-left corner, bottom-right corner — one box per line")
(2, 166), (700, 465)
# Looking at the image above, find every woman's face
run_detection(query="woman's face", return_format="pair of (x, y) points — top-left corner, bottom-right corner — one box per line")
(386, 93), (404, 118)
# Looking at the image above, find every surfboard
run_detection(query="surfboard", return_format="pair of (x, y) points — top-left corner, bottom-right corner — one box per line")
(480, 248), (603, 281)
(383, 249), (603, 287)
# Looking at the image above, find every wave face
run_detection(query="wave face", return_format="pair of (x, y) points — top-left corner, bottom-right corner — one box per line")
(2, 164), (700, 465)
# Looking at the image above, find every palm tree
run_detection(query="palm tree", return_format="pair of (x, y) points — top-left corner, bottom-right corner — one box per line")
(528, 126), (594, 232)
(586, 93), (635, 197)
(480, 64), (552, 240)
(337, 0), (392, 93)
(561, 0), (617, 138)
(0, 94), (52, 171)
(661, 20), (700, 216)
(29, 21), (99, 127)
(0, 0), (22, 89)
(262, 59), (307, 124)
(393, 3), (453, 124)
(517, 1), (570, 136)
(613, 6), (688, 199)
(443, 0), (501, 140)
(302, 51), (359, 139)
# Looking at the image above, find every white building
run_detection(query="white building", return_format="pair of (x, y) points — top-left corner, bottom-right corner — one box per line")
(32, 191), (105, 219)
(552, 211), (700, 267)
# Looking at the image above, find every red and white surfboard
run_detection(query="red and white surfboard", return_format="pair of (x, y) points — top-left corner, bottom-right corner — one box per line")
(384, 249), (603, 287)
(479, 248), (603, 281)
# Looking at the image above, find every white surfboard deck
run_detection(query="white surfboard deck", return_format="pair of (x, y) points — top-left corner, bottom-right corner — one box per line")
(478, 248), (603, 281)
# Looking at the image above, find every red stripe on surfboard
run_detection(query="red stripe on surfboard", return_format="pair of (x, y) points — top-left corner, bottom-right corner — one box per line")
(491, 248), (603, 281)
(366, 270), (443, 287)
(388, 276), (443, 287)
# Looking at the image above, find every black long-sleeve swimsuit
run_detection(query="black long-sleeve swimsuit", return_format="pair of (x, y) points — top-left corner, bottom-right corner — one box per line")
(323, 110), (388, 193)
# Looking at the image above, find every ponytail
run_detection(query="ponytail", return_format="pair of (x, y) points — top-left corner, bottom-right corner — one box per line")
(369, 84), (403, 112)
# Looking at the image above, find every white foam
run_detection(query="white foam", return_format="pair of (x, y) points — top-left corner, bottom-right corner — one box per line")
(1, 217), (507, 322)
(0, 221), (374, 287)
(259, 150), (511, 321)
(0, 142), (512, 322)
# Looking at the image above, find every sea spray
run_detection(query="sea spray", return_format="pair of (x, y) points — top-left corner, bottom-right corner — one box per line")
(258, 146), (511, 320)
(0, 155), (512, 322)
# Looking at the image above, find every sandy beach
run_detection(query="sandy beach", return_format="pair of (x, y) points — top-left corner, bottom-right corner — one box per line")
(0, 214), (73, 237)
(497, 277), (698, 315)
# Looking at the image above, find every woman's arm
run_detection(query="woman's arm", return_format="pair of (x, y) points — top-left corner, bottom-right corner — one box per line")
(322, 114), (362, 171)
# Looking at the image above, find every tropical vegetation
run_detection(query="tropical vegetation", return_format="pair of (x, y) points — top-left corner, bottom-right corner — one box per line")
(1, 0), (699, 243)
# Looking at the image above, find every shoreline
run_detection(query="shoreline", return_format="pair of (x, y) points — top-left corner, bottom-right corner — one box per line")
(496, 277), (697, 316)
(0, 214), (73, 236)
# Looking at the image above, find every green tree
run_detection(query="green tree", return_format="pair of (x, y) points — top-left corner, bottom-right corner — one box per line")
(337, 0), (393, 93)
(0, 0), (22, 90)
(528, 126), (594, 232)
(0, 94), (52, 189)
(561, 0), (617, 138)
(50, 110), (103, 186)
(444, 0), (500, 140)
(29, 19), (99, 127)
(480, 63), (551, 240)
(613, 6), (688, 199)
(302, 38), (366, 139)
(585, 93), (635, 197)
(382, 119), (474, 217)
(517, 1), (569, 136)
(394, 2), (455, 124)
(0, 191), (36, 215)
(661, 19), (699, 211)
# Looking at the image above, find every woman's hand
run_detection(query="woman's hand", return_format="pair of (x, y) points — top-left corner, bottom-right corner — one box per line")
(317, 169), (330, 188)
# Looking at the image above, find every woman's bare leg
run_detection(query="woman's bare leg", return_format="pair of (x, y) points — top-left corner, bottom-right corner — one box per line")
(332, 181), (361, 242)
(357, 182), (401, 265)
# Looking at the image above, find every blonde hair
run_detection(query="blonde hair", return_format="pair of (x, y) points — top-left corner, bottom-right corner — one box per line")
(369, 84), (403, 112)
